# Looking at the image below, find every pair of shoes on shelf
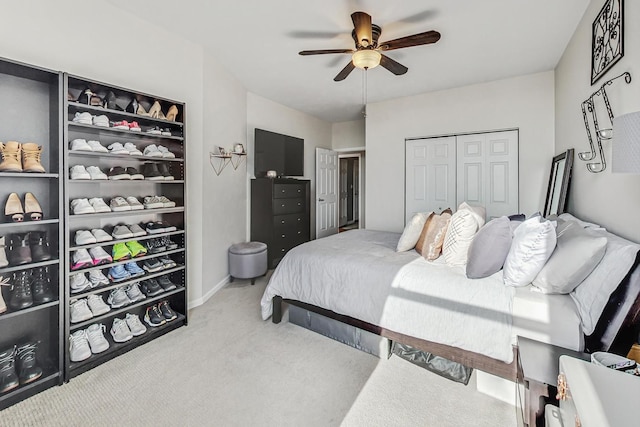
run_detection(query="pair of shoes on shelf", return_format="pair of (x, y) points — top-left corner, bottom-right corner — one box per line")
(111, 313), (147, 343)
(76, 88), (104, 107)
(5, 193), (43, 222)
(142, 163), (173, 180)
(145, 236), (178, 254)
(142, 256), (176, 273)
(71, 198), (110, 215)
(71, 247), (112, 270)
(143, 144), (174, 158)
(108, 142), (142, 156)
(0, 267), (55, 311)
(0, 141), (46, 173)
(144, 300), (177, 327)
(0, 342), (43, 391)
(112, 224), (146, 239)
(109, 196), (143, 212)
(144, 221), (177, 234)
(145, 126), (172, 136)
(69, 324), (109, 362)
(112, 241), (147, 261)
(4, 232), (51, 266)
(108, 262), (144, 282)
(70, 165), (108, 180)
(70, 296), (112, 324)
(136, 101), (179, 122)
(107, 166), (143, 180)
(69, 139), (108, 153)
(111, 120), (141, 132)
(74, 229), (113, 245)
(69, 270), (110, 294)
(143, 196), (175, 209)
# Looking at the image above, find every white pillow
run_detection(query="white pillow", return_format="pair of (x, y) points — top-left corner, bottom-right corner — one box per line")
(442, 202), (486, 266)
(532, 220), (607, 294)
(503, 216), (557, 287)
(397, 212), (432, 252)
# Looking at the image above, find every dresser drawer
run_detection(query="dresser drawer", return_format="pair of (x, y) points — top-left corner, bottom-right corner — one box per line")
(273, 213), (307, 231)
(273, 183), (306, 199)
(273, 198), (305, 215)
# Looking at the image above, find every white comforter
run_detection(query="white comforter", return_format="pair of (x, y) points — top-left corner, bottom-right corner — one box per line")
(261, 230), (516, 363)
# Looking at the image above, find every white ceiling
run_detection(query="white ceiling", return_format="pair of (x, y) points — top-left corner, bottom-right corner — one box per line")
(107, 0), (589, 123)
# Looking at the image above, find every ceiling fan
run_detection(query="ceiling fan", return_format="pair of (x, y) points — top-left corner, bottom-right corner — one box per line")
(299, 11), (441, 81)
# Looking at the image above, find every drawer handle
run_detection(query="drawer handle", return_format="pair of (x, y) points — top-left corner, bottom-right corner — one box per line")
(281, 248), (285, 252)
(556, 373), (567, 401)
(281, 190), (285, 193)
(297, 218), (301, 221)
(281, 204), (285, 207)
(281, 220), (285, 224)
(281, 234), (286, 238)
(297, 189), (301, 193)
(297, 231), (301, 234)
(297, 202), (301, 206)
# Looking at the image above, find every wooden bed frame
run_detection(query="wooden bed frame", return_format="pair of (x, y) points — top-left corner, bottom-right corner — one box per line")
(271, 255), (640, 382)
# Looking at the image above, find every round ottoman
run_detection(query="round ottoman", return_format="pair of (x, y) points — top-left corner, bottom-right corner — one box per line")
(228, 241), (268, 285)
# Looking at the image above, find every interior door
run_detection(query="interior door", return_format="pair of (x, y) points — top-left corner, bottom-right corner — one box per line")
(353, 158), (359, 223)
(339, 158), (348, 227)
(405, 136), (457, 223)
(316, 147), (339, 238)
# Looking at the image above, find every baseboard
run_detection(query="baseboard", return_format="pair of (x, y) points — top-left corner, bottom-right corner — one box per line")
(188, 275), (230, 309)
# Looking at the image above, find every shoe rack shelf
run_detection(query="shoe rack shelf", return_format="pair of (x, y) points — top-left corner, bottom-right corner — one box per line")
(0, 58), (64, 410)
(63, 74), (188, 381)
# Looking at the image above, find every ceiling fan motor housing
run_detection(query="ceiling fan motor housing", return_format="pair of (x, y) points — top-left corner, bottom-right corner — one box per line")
(352, 24), (382, 49)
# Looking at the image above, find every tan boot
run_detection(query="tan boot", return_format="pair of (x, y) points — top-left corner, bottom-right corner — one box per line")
(0, 141), (22, 172)
(21, 143), (45, 173)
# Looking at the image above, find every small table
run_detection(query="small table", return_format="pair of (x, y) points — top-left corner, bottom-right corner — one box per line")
(516, 336), (590, 427)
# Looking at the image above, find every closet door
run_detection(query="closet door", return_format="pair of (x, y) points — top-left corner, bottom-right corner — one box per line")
(405, 136), (456, 223)
(456, 130), (518, 219)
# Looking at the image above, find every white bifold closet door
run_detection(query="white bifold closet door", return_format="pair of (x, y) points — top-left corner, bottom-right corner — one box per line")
(405, 130), (518, 223)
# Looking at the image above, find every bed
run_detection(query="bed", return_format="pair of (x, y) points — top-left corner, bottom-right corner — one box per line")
(261, 228), (640, 381)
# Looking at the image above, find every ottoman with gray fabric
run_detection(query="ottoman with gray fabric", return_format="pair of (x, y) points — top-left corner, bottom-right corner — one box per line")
(228, 241), (268, 285)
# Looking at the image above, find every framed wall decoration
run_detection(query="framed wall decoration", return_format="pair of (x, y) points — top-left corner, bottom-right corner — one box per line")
(591, 0), (624, 85)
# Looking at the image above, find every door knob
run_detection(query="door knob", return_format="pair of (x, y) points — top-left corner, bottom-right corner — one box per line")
(319, 198), (325, 202)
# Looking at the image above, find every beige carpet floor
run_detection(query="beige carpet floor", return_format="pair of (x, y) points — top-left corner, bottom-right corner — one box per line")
(1, 275), (517, 426)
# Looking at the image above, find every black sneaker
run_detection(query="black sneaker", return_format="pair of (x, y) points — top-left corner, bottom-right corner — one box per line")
(125, 167), (144, 180)
(156, 275), (177, 291)
(140, 279), (164, 297)
(145, 238), (166, 254)
(158, 221), (177, 232)
(159, 256), (177, 269)
(30, 267), (55, 304)
(145, 221), (166, 234)
(142, 258), (164, 273)
(157, 163), (174, 180)
(160, 236), (178, 250)
(9, 271), (33, 310)
(158, 301), (177, 322)
(144, 305), (166, 327)
(107, 166), (130, 180)
(142, 163), (163, 181)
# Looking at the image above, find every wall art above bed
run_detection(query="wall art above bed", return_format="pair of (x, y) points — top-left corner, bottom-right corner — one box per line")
(591, 0), (624, 85)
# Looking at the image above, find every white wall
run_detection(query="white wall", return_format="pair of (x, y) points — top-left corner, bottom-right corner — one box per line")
(247, 93), (332, 239)
(365, 72), (556, 232)
(0, 0), (247, 307)
(555, 0), (640, 241)
(332, 120), (365, 151)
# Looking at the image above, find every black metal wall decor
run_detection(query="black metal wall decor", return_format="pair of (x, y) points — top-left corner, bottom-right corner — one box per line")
(579, 72), (631, 173)
(591, 0), (623, 85)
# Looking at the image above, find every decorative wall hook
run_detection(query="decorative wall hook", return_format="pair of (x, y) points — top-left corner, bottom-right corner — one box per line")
(579, 71), (632, 173)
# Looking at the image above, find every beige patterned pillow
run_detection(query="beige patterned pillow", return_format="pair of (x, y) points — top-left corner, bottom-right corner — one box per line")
(424, 210), (453, 261)
(414, 212), (435, 255)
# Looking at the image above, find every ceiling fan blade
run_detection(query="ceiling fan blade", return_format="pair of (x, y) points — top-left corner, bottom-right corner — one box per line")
(378, 30), (441, 51)
(351, 11), (373, 48)
(334, 61), (356, 81)
(299, 49), (354, 56)
(379, 54), (408, 75)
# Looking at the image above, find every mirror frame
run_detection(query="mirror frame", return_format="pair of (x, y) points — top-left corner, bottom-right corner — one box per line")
(544, 149), (574, 217)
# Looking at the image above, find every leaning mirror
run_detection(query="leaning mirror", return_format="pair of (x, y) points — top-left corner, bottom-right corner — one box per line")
(544, 149), (574, 217)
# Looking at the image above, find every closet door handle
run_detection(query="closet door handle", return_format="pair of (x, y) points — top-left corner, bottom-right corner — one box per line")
(319, 198), (325, 202)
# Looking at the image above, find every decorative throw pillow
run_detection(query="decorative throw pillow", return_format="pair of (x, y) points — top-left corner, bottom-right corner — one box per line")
(397, 212), (433, 252)
(414, 212), (436, 255)
(466, 216), (512, 279)
(423, 210), (453, 261)
(532, 221), (607, 294)
(503, 216), (557, 287)
(442, 202), (486, 266)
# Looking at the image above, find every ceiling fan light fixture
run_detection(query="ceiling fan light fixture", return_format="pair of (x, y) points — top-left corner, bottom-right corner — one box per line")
(352, 50), (381, 69)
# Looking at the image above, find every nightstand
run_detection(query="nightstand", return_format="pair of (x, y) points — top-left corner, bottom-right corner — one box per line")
(516, 336), (590, 427)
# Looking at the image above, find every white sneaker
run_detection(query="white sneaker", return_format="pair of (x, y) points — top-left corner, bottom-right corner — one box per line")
(70, 299), (93, 323)
(157, 196), (176, 208)
(89, 198), (111, 213)
(89, 246), (112, 265)
(143, 144), (163, 157)
(126, 196), (144, 210)
(87, 295), (111, 316)
(125, 313), (147, 336)
(75, 230), (97, 245)
(88, 269), (110, 287)
(110, 318), (133, 343)
(70, 273), (92, 294)
(123, 142), (143, 156)
(69, 330), (92, 362)
(87, 140), (108, 153)
(72, 249), (93, 270)
(71, 198), (95, 215)
(112, 225), (134, 239)
(85, 323), (110, 353)
(157, 145), (176, 158)
(107, 142), (128, 155)
(143, 196), (164, 209)
(86, 166), (108, 180)
(91, 229), (113, 242)
(70, 165), (91, 180)
(92, 115), (110, 127)
(110, 196), (132, 212)
(70, 138), (92, 151)
(128, 223), (147, 237)
(72, 112), (93, 125)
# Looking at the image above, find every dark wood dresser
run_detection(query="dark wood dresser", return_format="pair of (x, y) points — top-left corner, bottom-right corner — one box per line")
(250, 178), (310, 268)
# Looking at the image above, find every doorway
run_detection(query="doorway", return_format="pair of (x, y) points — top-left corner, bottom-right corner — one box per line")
(338, 152), (363, 232)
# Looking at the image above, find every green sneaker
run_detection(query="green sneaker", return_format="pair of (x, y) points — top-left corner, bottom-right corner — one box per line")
(125, 240), (148, 258)
(112, 242), (132, 261)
